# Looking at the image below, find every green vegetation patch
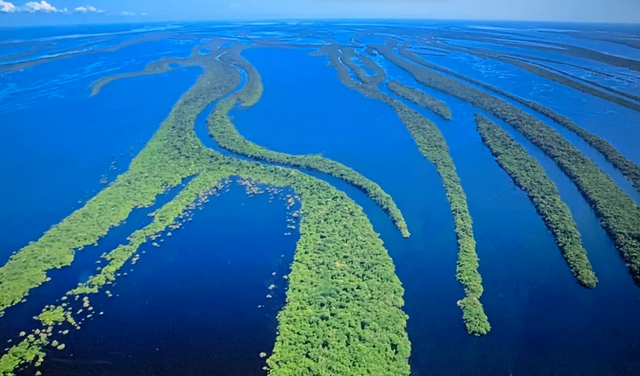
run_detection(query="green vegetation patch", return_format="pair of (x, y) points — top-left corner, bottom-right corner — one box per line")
(211, 45), (410, 237)
(0, 337), (47, 376)
(394, 42), (640, 193)
(387, 80), (452, 120)
(374, 43), (640, 288)
(476, 114), (597, 287)
(0, 40), (412, 375)
(319, 44), (490, 336)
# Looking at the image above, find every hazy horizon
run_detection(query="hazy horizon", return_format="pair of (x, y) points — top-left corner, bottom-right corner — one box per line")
(0, 0), (639, 27)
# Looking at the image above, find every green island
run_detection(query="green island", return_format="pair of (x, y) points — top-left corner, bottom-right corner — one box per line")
(0, 40), (411, 376)
(0, 336), (47, 375)
(372, 42), (640, 288)
(209, 44), (410, 237)
(475, 114), (598, 287)
(389, 41), (640, 193)
(317, 43), (489, 336)
(387, 80), (452, 120)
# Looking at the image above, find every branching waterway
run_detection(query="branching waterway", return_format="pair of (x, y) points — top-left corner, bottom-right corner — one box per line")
(1, 21), (640, 376)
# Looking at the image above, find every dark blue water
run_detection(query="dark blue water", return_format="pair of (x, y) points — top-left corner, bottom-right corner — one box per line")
(231, 46), (640, 375)
(33, 182), (298, 376)
(421, 49), (640, 164)
(0, 58), (200, 262)
(0, 179), (190, 346)
(380, 48), (640, 375)
(3, 23), (640, 376)
(387, 49), (640, 204)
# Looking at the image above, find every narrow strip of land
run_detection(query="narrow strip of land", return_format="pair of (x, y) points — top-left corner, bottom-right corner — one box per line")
(392, 41), (640, 193)
(476, 114), (597, 287)
(373, 42), (640, 289)
(318, 43), (490, 336)
(387, 80), (452, 120)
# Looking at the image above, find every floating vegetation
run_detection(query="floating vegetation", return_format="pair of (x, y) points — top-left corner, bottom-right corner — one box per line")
(476, 114), (597, 287)
(319, 43), (489, 336)
(375, 42), (640, 288)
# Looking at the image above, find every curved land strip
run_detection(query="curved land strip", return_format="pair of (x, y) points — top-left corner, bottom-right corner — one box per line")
(0, 40), (239, 315)
(318, 44), (490, 336)
(89, 58), (178, 97)
(210, 45), (410, 237)
(89, 39), (228, 97)
(343, 46), (386, 86)
(476, 114), (597, 287)
(559, 31), (640, 51)
(373, 42), (640, 289)
(393, 42), (640, 193)
(0, 41), (411, 376)
(511, 53), (635, 84)
(387, 80), (452, 120)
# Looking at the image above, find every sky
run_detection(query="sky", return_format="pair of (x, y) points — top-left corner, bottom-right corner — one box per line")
(0, 0), (639, 26)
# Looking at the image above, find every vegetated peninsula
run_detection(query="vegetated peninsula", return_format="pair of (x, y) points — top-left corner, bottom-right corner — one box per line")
(0, 38), (412, 376)
(393, 42), (640, 193)
(387, 80), (452, 120)
(476, 114), (597, 287)
(210, 45), (411, 238)
(318, 43), (490, 336)
(373, 42), (640, 289)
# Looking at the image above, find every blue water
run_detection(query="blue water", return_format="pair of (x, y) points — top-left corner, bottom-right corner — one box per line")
(231, 46), (640, 375)
(0, 58), (200, 262)
(2, 22), (640, 376)
(32, 182), (299, 376)
(0, 179), (190, 346)
(394, 50), (640, 203)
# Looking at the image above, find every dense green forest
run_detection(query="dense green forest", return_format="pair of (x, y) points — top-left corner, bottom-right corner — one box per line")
(211, 46), (410, 237)
(320, 44), (490, 336)
(393, 42), (640, 193)
(476, 114), (597, 287)
(374, 43), (640, 288)
(387, 80), (452, 120)
(0, 42), (412, 376)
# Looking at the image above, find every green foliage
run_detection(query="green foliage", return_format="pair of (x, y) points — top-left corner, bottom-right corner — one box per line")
(393, 42), (640, 193)
(387, 80), (452, 120)
(212, 45), (410, 238)
(70, 171), (232, 295)
(0, 337), (46, 376)
(457, 297), (490, 336)
(318, 44), (489, 336)
(376, 43), (640, 288)
(476, 114), (598, 288)
(36, 306), (70, 326)
(0, 42), (240, 314)
(0, 41), (412, 375)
